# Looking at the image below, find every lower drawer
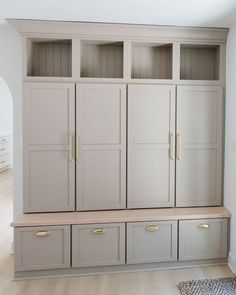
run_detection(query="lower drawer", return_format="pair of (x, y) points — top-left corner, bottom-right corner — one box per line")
(72, 223), (125, 267)
(0, 142), (9, 156)
(0, 153), (9, 170)
(127, 221), (177, 264)
(14, 225), (70, 271)
(179, 218), (228, 261)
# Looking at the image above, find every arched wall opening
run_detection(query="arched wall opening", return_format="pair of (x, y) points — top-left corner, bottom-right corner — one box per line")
(0, 77), (13, 167)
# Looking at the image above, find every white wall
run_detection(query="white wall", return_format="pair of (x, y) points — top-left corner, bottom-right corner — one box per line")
(0, 78), (13, 166)
(224, 24), (236, 273)
(0, 23), (23, 217)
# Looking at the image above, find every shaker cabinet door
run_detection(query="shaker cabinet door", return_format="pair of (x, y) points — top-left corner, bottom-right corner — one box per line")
(127, 85), (176, 208)
(23, 83), (75, 212)
(176, 86), (223, 207)
(76, 84), (126, 210)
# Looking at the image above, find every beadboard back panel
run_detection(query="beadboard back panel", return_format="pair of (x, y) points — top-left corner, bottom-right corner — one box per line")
(180, 45), (220, 80)
(80, 41), (123, 78)
(131, 43), (172, 79)
(27, 39), (72, 77)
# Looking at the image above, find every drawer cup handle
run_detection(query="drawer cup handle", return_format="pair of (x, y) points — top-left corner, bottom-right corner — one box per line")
(35, 231), (50, 237)
(92, 228), (106, 234)
(197, 224), (209, 229)
(146, 225), (159, 232)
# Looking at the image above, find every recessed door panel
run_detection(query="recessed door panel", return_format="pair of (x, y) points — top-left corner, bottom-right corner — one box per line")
(176, 86), (223, 206)
(76, 84), (126, 211)
(128, 85), (175, 208)
(24, 83), (75, 212)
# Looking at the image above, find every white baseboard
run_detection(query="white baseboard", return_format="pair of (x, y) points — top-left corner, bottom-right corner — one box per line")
(228, 252), (236, 274)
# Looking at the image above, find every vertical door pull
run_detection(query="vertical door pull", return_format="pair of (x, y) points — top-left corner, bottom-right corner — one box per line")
(68, 133), (74, 162)
(176, 133), (181, 160)
(170, 133), (175, 160)
(76, 134), (80, 162)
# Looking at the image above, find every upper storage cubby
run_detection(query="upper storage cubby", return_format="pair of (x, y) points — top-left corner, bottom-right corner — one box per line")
(131, 43), (173, 79)
(26, 38), (72, 77)
(180, 44), (220, 80)
(80, 40), (124, 78)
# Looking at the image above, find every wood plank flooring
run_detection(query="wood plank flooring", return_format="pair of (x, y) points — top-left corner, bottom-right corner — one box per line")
(0, 169), (233, 295)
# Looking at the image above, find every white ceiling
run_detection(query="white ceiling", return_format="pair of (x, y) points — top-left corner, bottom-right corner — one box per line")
(0, 0), (236, 28)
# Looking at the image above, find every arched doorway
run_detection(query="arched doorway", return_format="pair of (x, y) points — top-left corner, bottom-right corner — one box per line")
(0, 76), (14, 252)
(0, 77), (13, 169)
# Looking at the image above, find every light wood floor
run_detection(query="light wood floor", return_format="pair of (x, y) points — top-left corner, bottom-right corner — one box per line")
(0, 169), (233, 295)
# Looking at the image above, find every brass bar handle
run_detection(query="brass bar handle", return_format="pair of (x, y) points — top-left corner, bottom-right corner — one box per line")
(146, 225), (159, 232)
(76, 134), (80, 162)
(92, 228), (106, 234)
(197, 224), (209, 229)
(68, 133), (74, 162)
(170, 133), (175, 160)
(35, 231), (50, 237)
(176, 133), (181, 160)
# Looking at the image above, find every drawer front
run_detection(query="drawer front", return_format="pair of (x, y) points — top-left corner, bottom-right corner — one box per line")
(179, 219), (228, 261)
(0, 136), (8, 144)
(127, 221), (177, 264)
(14, 225), (70, 271)
(0, 142), (9, 155)
(72, 223), (125, 267)
(0, 154), (9, 169)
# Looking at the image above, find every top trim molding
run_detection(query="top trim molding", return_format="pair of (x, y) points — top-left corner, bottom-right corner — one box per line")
(8, 19), (229, 43)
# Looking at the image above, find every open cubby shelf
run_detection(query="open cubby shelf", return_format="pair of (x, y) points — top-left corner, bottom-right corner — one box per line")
(180, 44), (220, 80)
(80, 40), (124, 78)
(27, 39), (72, 77)
(131, 43), (173, 79)
(25, 38), (222, 81)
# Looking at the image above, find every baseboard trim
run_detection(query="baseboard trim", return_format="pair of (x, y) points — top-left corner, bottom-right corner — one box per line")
(228, 252), (236, 274)
(14, 258), (228, 280)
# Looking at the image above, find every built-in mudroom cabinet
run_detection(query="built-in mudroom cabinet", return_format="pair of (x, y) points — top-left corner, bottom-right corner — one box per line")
(10, 19), (230, 279)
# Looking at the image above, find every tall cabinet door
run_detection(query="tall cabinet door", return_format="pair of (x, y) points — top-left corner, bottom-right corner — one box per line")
(76, 84), (126, 211)
(176, 86), (223, 207)
(23, 83), (75, 212)
(128, 85), (176, 208)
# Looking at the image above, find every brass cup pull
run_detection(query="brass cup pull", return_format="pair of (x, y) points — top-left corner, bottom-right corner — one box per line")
(35, 231), (50, 237)
(92, 228), (106, 234)
(197, 224), (209, 229)
(146, 225), (159, 232)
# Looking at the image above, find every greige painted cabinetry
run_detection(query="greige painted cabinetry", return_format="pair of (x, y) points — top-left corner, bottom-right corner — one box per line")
(76, 84), (126, 211)
(72, 223), (125, 267)
(128, 85), (176, 208)
(23, 83), (75, 212)
(127, 221), (177, 264)
(176, 86), (223, 207)
(14, 225), (70, 271)
(10, 20), (229, 278)
(179, 219), (228, 260)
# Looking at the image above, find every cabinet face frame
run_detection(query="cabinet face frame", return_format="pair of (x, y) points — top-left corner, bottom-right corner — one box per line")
(23, 82), (76, 212)
(76, 83), (127, 211)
